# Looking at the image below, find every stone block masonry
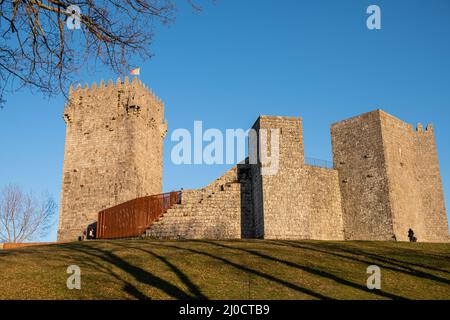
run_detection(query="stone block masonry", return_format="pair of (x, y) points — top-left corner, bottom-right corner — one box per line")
(332, 110), (393, 241)
(332, 110), (449, 242)
(58, 78), (449, 242)
(58, 77), (167, 242)
(251, 116), (345, 240)
(146, 166), (242, 239)
(147, 116), (346, 241)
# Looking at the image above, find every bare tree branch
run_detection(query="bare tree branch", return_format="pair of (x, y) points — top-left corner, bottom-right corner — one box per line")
(0, 0), (206, 107)
(0, 184), (56, 243)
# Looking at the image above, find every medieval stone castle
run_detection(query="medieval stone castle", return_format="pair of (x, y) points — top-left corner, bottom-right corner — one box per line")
(57, 78), (449, 243)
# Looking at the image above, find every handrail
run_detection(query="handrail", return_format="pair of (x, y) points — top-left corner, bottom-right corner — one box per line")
(305, 157), (334, 169)
(96, 191), (182, 239)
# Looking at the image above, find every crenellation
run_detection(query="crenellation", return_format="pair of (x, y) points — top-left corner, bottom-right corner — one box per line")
(417, 123), (423, 132)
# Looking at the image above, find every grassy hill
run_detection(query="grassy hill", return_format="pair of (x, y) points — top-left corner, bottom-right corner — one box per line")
(0, 240), (449, 300)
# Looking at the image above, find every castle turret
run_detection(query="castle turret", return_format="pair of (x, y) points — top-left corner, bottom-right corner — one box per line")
(331, 110), (448, 242)
(58, 78), (167, 242)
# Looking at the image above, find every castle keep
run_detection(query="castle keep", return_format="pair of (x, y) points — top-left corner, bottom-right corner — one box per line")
(58, 78), (167, 242)
(332, 111), (448, 242)
(58, 79), (449, 242)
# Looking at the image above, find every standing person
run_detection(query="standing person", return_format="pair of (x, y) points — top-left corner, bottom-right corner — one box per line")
(82, 230), (87, 241)
(408, 229), (415, 242)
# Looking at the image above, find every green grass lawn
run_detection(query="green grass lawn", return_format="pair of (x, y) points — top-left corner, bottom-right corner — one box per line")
(0, 239), (449, 300)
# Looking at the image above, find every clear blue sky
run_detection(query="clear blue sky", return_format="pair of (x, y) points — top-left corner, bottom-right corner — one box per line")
(1, 0), (449, 241)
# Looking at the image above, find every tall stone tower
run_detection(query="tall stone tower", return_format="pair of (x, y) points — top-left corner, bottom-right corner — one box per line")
(249, 116), (344, 240)
(58, 77), (167, 242)
(332, 110), (448, 242)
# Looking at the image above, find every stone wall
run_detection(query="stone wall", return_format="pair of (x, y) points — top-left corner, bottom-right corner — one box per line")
(332, 110), (394, 240)
(305, 166), (345, 240)
(254, 116), (345, 240)
(250, 164), (264, 238)
(146, 166), (242, 239)
(58, 77), (166, 242)
(379, 112), (449, 242)
(237, 163), (257, 238)
(247, 119), (264, 239)
(146, 115), (345, 241)
(332, 110), (449, 242)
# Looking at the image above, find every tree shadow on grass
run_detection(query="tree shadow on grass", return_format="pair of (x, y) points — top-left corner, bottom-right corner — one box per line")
(199, 241), (407, 300)
(153, 242), (332, 300)
(58, 243), (194, 300)
(363, 242), (450, 260)
(56, 248), (150, 300)
(275, 241), (450, 285)
(335, 242), (450, 275)
(112, 242), (208, 300)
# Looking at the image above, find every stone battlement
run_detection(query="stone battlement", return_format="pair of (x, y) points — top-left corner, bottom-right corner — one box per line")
(332, 109), (434, 134)
(68, 77), (162, 102)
